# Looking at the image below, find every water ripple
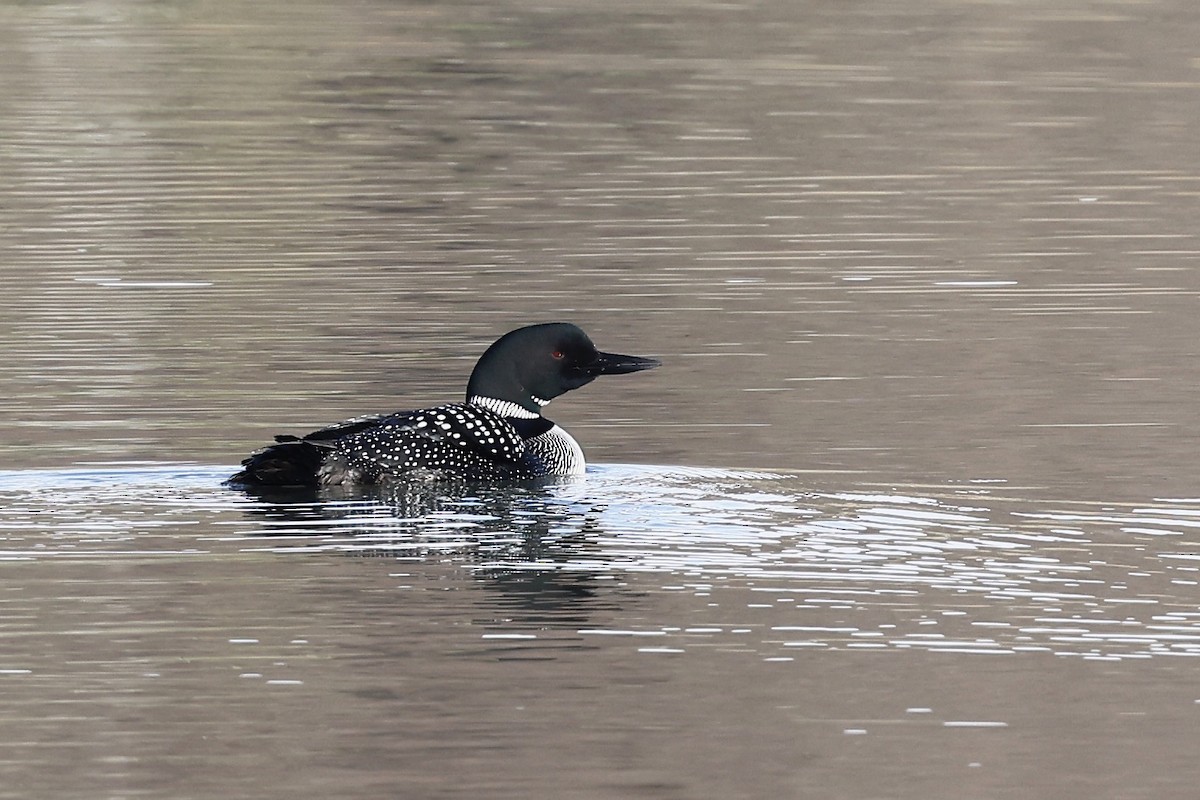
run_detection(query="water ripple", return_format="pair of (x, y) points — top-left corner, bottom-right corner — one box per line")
(2, 464), (1198, 662)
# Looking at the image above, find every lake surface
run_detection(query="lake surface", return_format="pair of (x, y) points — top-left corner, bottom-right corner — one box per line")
(3, 1), (1200, 797)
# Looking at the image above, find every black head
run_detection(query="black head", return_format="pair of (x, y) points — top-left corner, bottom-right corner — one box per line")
(465, 323), (660, 414)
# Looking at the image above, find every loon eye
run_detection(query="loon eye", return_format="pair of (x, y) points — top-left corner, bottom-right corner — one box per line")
(551, 350), (564, 360)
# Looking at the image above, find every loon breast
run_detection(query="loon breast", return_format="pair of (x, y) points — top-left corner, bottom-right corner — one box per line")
(524, 424), (585, 476)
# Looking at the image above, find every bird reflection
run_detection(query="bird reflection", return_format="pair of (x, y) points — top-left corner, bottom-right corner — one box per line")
(230, 476), (622, 621)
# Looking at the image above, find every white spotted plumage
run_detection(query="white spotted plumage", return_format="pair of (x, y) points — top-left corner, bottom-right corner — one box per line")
(316, 401), (543, 485)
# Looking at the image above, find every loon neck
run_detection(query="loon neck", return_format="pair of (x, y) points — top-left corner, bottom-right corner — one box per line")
(467, 395), (542, 420)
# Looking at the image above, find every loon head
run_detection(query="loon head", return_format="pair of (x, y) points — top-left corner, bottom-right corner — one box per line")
(465, 322), (660, 415)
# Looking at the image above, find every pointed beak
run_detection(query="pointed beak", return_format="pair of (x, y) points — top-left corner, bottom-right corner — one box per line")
(586, 351), (661, 376)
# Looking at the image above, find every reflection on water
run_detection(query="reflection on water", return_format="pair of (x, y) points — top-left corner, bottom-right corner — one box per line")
(234, 465), (1200, 662)
(9, 464), (1199, 663)
(3, 464), (1200, 795)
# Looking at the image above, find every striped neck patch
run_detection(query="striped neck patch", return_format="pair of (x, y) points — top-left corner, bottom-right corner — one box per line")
(467, 395), (540, 419)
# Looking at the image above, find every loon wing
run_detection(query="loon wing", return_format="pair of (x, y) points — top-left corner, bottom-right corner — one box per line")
(322, 403), (529, 483)
(231, 404), (529, 487)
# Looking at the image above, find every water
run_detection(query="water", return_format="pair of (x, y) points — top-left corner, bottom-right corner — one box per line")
(3, 0), (1200, 797)
(3, 465), (1200, 798)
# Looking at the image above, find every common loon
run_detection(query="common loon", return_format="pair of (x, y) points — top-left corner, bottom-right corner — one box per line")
(228, 322), (659, 486)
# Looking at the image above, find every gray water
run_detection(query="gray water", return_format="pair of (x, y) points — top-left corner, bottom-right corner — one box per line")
(4, 1), (1200, 798)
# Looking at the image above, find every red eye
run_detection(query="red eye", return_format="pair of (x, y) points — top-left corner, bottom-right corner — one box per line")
(551, 350), (564, 360)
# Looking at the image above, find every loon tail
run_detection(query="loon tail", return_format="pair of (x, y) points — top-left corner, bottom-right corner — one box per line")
(227, 437), (328, 487)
